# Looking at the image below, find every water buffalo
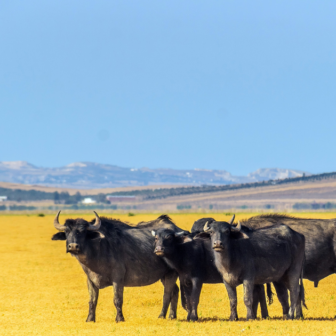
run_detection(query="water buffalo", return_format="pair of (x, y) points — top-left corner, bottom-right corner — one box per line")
(51, 212), (183, 322)
(191, 216), (270, 319)
(244, 214), (336, 315)
(202, 220), (306, 320)
(152, 228), (223, 321)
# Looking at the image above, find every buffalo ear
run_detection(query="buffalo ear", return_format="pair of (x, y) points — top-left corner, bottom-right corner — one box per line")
(51, 232), (66, 240)
(176, 236), (192, 244)
(174, 232), (192, 244)
(230, 231), (249, 240)
(87, 231), (105, 240)
(193, 232), (211, 240)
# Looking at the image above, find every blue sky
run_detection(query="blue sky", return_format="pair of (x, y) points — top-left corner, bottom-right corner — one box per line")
(0, 1), (335, 175)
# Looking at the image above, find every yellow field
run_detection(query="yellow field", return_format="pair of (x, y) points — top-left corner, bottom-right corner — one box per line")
(1, 212), (336, 335)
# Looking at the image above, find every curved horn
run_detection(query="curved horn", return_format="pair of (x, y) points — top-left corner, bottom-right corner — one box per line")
(88, 211), (101, 231)
(231, 220), (242, 232)
(176, 231), (189, 236)
(229, 214), (235, 225)
(53, 210), (66, 231)
(203, 221), (210, 232)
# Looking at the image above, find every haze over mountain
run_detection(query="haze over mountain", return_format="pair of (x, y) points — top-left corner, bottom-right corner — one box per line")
(0, 161), (309, 189)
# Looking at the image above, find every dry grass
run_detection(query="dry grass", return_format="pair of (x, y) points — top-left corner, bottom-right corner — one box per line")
(1, 212), (336, 335)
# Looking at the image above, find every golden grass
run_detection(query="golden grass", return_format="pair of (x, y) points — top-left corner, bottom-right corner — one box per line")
(1, 212), (336, 335)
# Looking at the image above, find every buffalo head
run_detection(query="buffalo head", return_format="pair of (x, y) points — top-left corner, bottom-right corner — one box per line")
(203, 217), (249, 252)
(51, 211), (105, 254)
(152, 229), (191, 257)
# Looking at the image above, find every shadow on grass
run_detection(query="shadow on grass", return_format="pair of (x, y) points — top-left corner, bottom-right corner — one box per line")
(176, 316), (336, 322)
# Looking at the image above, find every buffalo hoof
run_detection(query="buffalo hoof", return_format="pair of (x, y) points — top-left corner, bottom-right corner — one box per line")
(86, 315), (95, 323)
(168, 313), (177, 320)
(158, 314), (166, 319)
(115, 315), (125, 322)
(229, 315), (238, 321)
(188, 313), (198, 322)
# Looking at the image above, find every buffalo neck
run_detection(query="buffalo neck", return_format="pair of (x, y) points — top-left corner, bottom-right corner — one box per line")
(74, 240), (106, 271)
(214, 240), (235, 272)
(162, 242), (189, 274)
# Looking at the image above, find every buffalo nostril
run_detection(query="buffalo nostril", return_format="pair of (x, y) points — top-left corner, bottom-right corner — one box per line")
(68, 244), (79, 250)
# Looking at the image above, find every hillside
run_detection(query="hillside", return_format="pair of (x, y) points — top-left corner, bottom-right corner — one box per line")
(0, 161), (308, 188)
(133, 176), (336, 211)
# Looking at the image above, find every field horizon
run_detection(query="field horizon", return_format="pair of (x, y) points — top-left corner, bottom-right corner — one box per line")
(2, 175), (336, 212)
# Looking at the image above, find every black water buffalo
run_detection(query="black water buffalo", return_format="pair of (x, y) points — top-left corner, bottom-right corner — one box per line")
(244, 214), (336, 315)
(151, 228), (223, 321)
(51, 212), (183, 322)
(191, 216), (270, 319)
(202, 220), (305, 320)
(246, 214), (336, 286)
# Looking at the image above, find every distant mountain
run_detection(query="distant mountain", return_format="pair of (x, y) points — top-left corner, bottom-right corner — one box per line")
(248, 168), (308, 182)
(0, 161), (310, 189)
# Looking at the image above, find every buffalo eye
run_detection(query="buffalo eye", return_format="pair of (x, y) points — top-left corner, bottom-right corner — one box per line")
(166, 235), (173, 240)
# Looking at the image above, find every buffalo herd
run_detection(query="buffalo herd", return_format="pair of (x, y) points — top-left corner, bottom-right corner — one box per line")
(51, 211), (336, 322)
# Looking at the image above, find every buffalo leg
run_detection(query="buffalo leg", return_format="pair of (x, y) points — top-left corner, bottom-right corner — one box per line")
(287, 280), (300, 320)
(273, 281), (289, 319)
(159, 271), (178, 319)
(180, 282), (188, 312)
(243, 280), (255, 320)
(188, 279), (203, 322)
(252, 286), (259, 318)
(224, 282), (238, 321)
(295, 295), (303, 318)
(182, 282), (193, 320)
(113, 281), (125, 322)
(168, 284), (179, 319)
(252, 285), (268, 319)
(86, 278), (99, 322)
(259, 285), (269, 319)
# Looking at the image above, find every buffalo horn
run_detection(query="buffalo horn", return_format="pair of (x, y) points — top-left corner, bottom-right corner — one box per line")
(88, 211), (101, 231)
(229, 214), (235, 225)
(176, 231), (187, 236)
(53, 210), (66, 231)
(231, 220), (242, 232)
(203, 221), (210, 232)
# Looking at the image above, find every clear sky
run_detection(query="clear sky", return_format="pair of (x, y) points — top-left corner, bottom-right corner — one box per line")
(0, 1), (335, 175)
